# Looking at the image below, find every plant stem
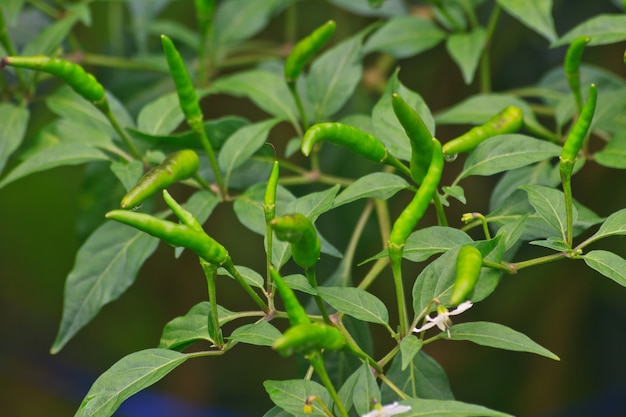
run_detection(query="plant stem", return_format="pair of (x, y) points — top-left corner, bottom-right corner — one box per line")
(358, 257), (390, 291)
(222, 260), (269, 313)
(378, 373), (409, 399)
(479, 3), (501, 94)
(389, 244), (409, 338)
(103, 107), (143, 160)
(306, 352), (349, 417)
(201, 260), (223, 348)
(190, 118), (226, 199)
(305, 266), (331, 323)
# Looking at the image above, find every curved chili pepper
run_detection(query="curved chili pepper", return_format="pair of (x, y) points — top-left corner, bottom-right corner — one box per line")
(449, 245), (483, 305)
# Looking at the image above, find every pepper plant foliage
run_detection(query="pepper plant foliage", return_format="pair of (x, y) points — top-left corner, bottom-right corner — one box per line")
(2, 0), (626, 416)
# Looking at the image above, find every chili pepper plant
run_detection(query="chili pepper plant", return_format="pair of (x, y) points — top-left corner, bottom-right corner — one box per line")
(2, 1), (626, 416)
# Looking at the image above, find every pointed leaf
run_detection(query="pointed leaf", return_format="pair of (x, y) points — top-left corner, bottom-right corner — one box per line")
(364, 15), (446, 58)
(585, 208), (626, 245)
(449, 321), (559, 360)
(520, 185), (574, 241)
(459, 135), (561, 179)
(218, 265), (264, 289)
(137, 92), (184, 135)
(333, 172), (410, 207)
(400, 335), (423, 371)
(554, 14), (626, 47)
(317, 287), (389, 325)
(497, 0), (557, 43)
(158, 301), (237, 350)
(264, 379), (331, 417)
(214, 0), (291, 46)
(110, 160), (144, 192)
(583, 250), (626, 288)
(595, 132), (626, 169)
(445, 28), (486, 84)
(75, 348), (195, 417)
(51, 222), (159, 353)
(0, 103), (29, 174)
(218, 118), (281, 187)
(400, 398), (513, 417)
(0, 143), (109, 190)
(353, 362), (381, 416)
(307, 26), (370, 122)
(229, 321), (282, 346)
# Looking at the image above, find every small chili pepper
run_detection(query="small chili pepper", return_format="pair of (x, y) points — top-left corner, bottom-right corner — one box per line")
(269, 267), (311, 327)
(284, 20), (336, 87)
(162, 189), (203, 232)
(270, 213), (322, 269)
(560, 83), (597, 168)
(449, 245), (483, 306)
(0, 55), (107, 108)
(273, 322), (346, 357)
(264, 160), (280, 223)
(442, 106), (523, 156)
(391, 93), (433, 184)
(270, 213), (321, 269)
(301, 122), (412, 177)
(105, 210), (229, 266)
(388, 139), (444, 249)
(121, 149), (199, 209)
(564, 36), (590, 112)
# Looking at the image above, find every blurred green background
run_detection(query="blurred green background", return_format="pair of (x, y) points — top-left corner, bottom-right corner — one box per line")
(1, 1), (626, 416)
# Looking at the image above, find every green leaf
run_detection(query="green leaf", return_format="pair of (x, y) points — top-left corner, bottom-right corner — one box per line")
(553, 14), (626, 47)
(218, 118), (281, 188)
(595, 132), (626, 169)
(211, 70), (299, 129)
(158, 302), (237, 350)
(363, 15), (446, 58)
(372, 69), (435, 161)
(264, 379), (331, 417)
(400, 398), (513, 417)
(51, 221), (159, 354)
(449, 321), (559, 360)
(284, 274), (317, 295)
(228, 321), (282, 346)
(353, 362), (381, 416)
(173, 190), (220, 258)
(585, 208), (626, 245)
(445, 28), (486, 84)
(459, 135), (561, 179)
(362, 226), (472, 264)
(497, 0), (557, 43)
(75, 348), (195, 417)
(306, 26), (370, 122)
(218, 265), (264, 289)
(234, 183), (296, 235)
(214, 0), (291, 47)
(400, 335), (423, 371)
(55, 118), (118, 153)
(583, 250), (626, 288)
(22, 14), (77, 56)
(0, 103), (29, 174)
(520, 185), (574, 241)
(442, 185), (466, 204)
(337, 366), (360, 415)
(329, 0), (408, 17)
(110, 160), (143, 192)
(381, 351), (453, 403)
(0, 143), (109, 189)
(136, 92), (184, 135)
(317, 287), (389, 326)
(529, 237), (570, 252)
(333, 172), (410, 207)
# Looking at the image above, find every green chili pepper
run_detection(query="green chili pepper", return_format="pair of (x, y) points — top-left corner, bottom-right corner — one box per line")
(271, 213), (320, 269)
(564, 36), (590, 113)
(449, 245), (483, 306)
(264, 160), (279, 223)
(284, 20), (336, 86)
(269, 267), (311, 327)
(388, 139), (444, 249)
(121, 149), (199, 209)
(442, 106), (523, 156)
(0, 55), (107, 107)
(301, 122), (412, 177)
(273, 322), (346, 357)
(391, 93), (433, 184)
(162, 189), (203, 232)
(105, 210), (229, 266)
(560, 83), (597, 168)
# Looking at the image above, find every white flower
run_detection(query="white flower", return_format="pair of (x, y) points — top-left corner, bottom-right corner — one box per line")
(361, 401), (411, 417)
(413, 300), (473, 337)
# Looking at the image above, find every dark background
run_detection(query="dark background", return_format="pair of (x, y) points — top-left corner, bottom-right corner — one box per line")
(1, 1), (626, 416)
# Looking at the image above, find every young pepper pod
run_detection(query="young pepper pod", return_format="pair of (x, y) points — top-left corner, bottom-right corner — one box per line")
(560, 83), (597, 170)
(269, 267), (311, 327)
(442, 106), (523, 156)
(284, 20), (336, 86)
(564, 36), (590, 112)
(391, 93), (433, 184)
(301, 122), (412, 177)
(273, 322), (346, 357)
(449, 245), (483, 306)
(271, 213), (321, 269)
(121, 149), (199, 209)
(0, 55), (107, 108)
(105, 209), (229, 266)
